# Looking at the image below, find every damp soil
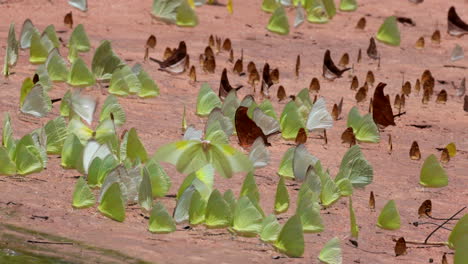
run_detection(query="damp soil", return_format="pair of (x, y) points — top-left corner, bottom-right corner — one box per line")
(1, 0), (468, 263)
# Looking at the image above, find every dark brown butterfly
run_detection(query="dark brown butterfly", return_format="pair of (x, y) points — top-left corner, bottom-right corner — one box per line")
(421, 69), (432, 84)
(436, 90), (447, 104)
(410, 141), (421, 160)
(323, 50), (351, 80)
(369, 191), (375, 210)
(331, 97), (343, 121)
(447, 6), (468, 37)
(355, 87), (367, 103)
(233, 59), (243, 75)
(372, 82), (395, 127)
(235, 106), (269, 148)
(261, 63), (273, 96)
(150, 41), (187, 74)
(64, 12), (73, 29)
(441, 148), (450, 163)
(367, 37), (379, 60)
(356, 17), (366, 30)
(431, 30), (441, 44)
(394, 237), (407, 256)
(350, 76), (359, 90)
(309, 77), (320, 93)
(423, 76), (434, 96)
(219, 68), (243, 100)
(222, 38), (231, 51)
(397, 17), (415, 26)
(418, 200), (432, 217)
(277, 85), (286, 101)
(415, 36), (424, 49)
(32, 73), (39, 84)
(341, 127), (356, 147)
(442, 253), (448, 264)
(295, 128), (307, 144)
(295, 55), (300, 78)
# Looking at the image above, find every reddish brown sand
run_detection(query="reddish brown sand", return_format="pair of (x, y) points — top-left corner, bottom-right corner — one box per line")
(1, 0), (467, 263)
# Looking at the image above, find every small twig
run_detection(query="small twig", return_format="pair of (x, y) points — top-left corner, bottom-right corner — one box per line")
(392, 238), (446, 247)
(425, 212), (460, 221)
(424, 206), (466, 244)
(443, 65), (468, 69)
(413, 222), (452, 231)
(393, 111), (406, 118)
(345, 242), (390, 255)
(27, 240), (73, 245)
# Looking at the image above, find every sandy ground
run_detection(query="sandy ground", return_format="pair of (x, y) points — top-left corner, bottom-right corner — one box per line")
(0, 0), (467, 263)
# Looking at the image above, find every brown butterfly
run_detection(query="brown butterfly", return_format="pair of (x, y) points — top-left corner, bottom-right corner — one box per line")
(184, 54), (190, 70)
(400, 93), (406, 110)
(366, 70), (375, 86)
(247, 61), (256, 74)
(394, 237), (407, 256)
(208, 35), (215, 49)
(248, 68), (260, 87)
(205, 46), (215, 58)
(150, 41), (187, 74)
(309, 77), (320, 93)
(436, 90), (447, 104)
(235, 106), (269, 148)
(341, 127), (356, 147)
(357, 48), (362, 63)
(447, 6), (468, 37)
(431, 30), (441, 44)
(219, 68), (243, 100)
(270, 68), (279, 84)
(423, 77), (434, 96)
(422, 89), (430, 104)
(146, 35), (157, 49)
(295, 128), (307, 144)
(388, 134), (393, 154)
(323, 50), (351, 80)
(441, 148), (450, 163)
(415, 36), (425, 49)
(418, 200), (432, 217)
(64, 12), (73, 29)
(355, 87), (367, 103)
(222, 38), (231, 51)
(464, 95), (468, 112)
(295, 55), (300, 78)
(350, 76), (359, 90)
(203, 55), (216, 73)
(372, 82), (395, 127)
(367, 37), (379, 60)
(277, 85), (287, 102)
(409, 141), (421, 160)
(339, 53), (349, 67)
(369, 191), (375, 210)
(331, 97), (343, 121)
(356, 17), (366, 30)
(233, 59), (243, 75)
(189, 66), (196, 83)
(228, 49), (234, 63)
(421, 69), (432, 84)
(215, 36), (221, 53)
(402, 81), (411, 96)
(414, 79), (421, 94)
